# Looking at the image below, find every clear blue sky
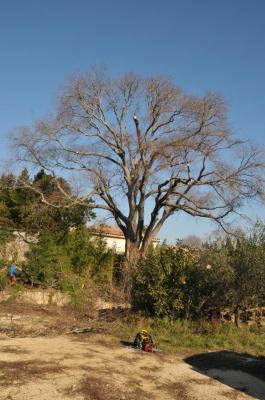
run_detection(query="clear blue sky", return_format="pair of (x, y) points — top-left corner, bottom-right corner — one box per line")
(1, 0), (265, 242)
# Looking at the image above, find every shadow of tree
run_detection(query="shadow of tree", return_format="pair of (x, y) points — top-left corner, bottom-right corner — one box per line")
(185, 351), (265, 400)
(0, 359), (66, 387)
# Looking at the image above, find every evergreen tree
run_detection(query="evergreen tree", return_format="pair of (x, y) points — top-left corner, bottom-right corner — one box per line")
(0, 169), (94, 236)
(23, 232), (72, 287)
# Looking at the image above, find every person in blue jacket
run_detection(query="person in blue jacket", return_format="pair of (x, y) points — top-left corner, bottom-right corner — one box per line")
(7, 263), (20, 286)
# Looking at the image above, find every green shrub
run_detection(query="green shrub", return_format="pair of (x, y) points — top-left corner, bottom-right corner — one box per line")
(21, 227), (115, 308)
(63, 227), (114, 287)
(22, 232), (72, 287)
(134, 243), (234, 319)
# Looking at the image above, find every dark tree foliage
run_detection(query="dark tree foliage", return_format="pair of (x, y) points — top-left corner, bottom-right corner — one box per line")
(232, 225), (265, 310)
(23, 228), (115, 289)
(21, 231), (72, 287)
(63, 226), (114, 284)
(0, 169), (94, 237)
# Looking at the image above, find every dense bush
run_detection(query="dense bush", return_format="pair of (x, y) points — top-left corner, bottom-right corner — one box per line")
(21, 228), (115, 296)
(133, 228), (265, 320)
(63, 227), (114, 287)
(134, 246), (198, 318)
(22, 232), (72, 287)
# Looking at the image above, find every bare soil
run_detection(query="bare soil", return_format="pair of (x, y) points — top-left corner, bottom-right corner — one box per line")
(0, 304), (264, 400)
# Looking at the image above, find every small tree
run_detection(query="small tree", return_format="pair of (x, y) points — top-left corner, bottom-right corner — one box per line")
(64, 226), (114, 287)
(23, 232), (72, 287)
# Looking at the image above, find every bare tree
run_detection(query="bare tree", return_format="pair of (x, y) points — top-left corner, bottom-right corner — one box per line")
(14, 68), (265, 266)
(180, 235), (203, 248)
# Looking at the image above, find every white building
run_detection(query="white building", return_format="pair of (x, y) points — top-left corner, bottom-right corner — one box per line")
(90, 225), (160, 253)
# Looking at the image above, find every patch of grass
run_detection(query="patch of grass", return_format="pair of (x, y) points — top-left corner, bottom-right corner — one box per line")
(107, 318), (265, 357)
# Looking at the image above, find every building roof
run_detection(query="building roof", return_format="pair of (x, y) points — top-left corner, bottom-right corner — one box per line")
(90, 224), (124, 238)
(90, 224), (160, 242)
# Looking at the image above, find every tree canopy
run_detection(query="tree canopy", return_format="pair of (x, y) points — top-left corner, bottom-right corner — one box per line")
(14, 68), (265, 263)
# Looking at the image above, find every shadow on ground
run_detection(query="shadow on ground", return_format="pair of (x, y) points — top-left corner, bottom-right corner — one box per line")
(185, 351), (265, 400)
(120, 340), (134, 347)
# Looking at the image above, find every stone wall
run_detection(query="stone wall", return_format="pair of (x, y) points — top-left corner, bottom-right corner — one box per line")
(0, 289), (70, 306)
(0, 288), (131, 311)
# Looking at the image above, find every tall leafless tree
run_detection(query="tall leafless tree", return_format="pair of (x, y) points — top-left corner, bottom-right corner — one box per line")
(14, 68), (265, 266)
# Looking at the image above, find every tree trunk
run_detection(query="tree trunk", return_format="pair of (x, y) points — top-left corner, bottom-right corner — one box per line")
(234, 307), (241, 327)
(125, 240), (141, 267)
(122, 239), (142, 297)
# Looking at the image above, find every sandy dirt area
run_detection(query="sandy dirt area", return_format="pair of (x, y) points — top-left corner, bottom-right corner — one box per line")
(0, 332), (264, 400)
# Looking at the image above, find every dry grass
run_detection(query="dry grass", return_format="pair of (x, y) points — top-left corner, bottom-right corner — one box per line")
(0, 345), (30, 354)
(64, 374), (149, 400)
(0, 301), (97, 338)
(0, 359), (66, 387)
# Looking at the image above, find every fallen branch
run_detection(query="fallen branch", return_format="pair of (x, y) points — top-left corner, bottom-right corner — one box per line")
(65, 326), (104, 334)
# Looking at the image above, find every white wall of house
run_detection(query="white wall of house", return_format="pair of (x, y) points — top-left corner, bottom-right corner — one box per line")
(91, 233), (159, 253)
(104, 236), (126, 253)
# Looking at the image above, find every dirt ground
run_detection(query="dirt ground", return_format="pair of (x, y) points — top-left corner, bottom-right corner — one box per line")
(0, 305), (264, 400)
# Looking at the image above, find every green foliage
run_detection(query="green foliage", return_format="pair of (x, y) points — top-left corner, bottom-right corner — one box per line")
(22, 232), (72, 287)
(23, 227), (115, 295)
(134, 228), (265, 320)
(63, 227), (114, 282)
(134, 246), (191, 318)
(0, 169), (94, 236)
(151, 319), (265, 355)
(59, 271), (89, 309)
(63, 227), (96, 274)
(87, 237), (115, 286)
(232, 227), (265, 309)
(2, 167), (265, 322)
(65, 228), (114, 285)
(109, 318), (265, 356)
(194, 240), (235, 313)
(0, 230), (13, 247)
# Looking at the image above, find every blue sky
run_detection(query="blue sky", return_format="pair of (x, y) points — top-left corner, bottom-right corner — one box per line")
(0, 0), (265, 242)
